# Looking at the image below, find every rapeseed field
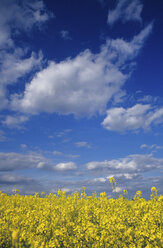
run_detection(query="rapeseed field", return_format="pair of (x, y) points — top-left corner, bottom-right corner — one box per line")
(0, 179), (162, 247)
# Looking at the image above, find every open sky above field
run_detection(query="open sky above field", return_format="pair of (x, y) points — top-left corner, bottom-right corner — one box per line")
(0, 0), (163, 198)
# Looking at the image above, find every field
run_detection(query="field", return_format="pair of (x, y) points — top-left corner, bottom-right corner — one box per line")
(0, 184), (162, 248)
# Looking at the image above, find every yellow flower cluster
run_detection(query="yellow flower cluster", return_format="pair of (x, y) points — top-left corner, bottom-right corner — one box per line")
(0, 188), (162, 247)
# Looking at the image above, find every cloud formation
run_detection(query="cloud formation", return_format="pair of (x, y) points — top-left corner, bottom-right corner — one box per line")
(54, 162), (77, 171)
(108, 0), (143, 25)
(85, 153), (163, 173)
(0, 0), (52, 48)
(140, 144), (163, 151)
(0, 152), (77, 173)
(2, 115), (29, 129)
(0, 0), (52, 110)
(11, 24), (152, 117)
(102, 104), (163, 132)
(0, 152), (50, 171)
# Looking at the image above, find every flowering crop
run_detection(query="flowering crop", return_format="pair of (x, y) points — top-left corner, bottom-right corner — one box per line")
(0, 187), (162, 247)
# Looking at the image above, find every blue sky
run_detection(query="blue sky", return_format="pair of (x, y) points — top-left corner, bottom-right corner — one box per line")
(0, 0), (163, 198)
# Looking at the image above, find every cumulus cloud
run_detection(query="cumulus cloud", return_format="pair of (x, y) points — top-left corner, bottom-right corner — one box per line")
(11, 24), (152, 116)
(0, 0), (52, 112)
(85, 153), (163, 173)
(0, 152), (50, 171)
(0, 173), (34, 185)
(0, 49), (43, 110)
(108, 0), (143, 25)
(0, 0), (52, 48)
(54, 162), (77, 171)
(92, 177), (107, 183)
(0, 152), (162, 197)
(0, 173), (48, 195)
(102, 104), (163, 132)
(0, 50), (43, 86)
(2, 115), (29, 129)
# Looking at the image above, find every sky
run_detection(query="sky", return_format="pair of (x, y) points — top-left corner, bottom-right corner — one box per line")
(0, 0), (163, 199)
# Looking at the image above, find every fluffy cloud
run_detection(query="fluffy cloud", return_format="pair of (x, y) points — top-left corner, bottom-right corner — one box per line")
(0, 173), (48, 195)
(0, 151), (77, 173)
(0, 173), (34, 185)
(2, 115), (29, 129)
(0, 152), (162, 197)
(85, 154), (163, 173)
(11, 24), (152, 116)
(0, 49), (43, 110)
(0, 0), (52, 111)
(54, 162), (77, 171)
(0, 50), (43, 86)
(102, 104), (163, 132)
(0, 152), (50, 171)
(0, 0), (52, 48)
(108, 0), (143, 25)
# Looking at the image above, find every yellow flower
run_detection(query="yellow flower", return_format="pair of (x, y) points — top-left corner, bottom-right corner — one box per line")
(109, 177), (116, 184)
(12, 230), (19, 241)
(0, 186), (162, 247)
(123, 189), (128, 195)
(151, 187), (157, 192)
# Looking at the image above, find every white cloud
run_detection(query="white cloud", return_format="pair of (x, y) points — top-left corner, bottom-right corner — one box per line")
(0, 50), (43, 86)
(92, 177), (107, 183)
(0, 49), (43, 111)
(75, 141), (91, 148)
(85, 154), (163, 173)
(11, 24), (152, 116)
(54, 162), (77, 171)
(0, 173), (48, 195)
(102, 104), (163, 132)
(0, 0), (53, 112)
(113, 186), (123, 193)
(60, 30), (72, 40)
(140, 144), (163, 150)
(140, 144), (148, 149)
(0, 173), (32, 184)
(0, 152), (50, 171)
(2, 115), (29, 129)
(138, 95), (159, 103)
(0, 0), (52, 48)
(106, 173), (140, 180)
(108, 0), (143, 25)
